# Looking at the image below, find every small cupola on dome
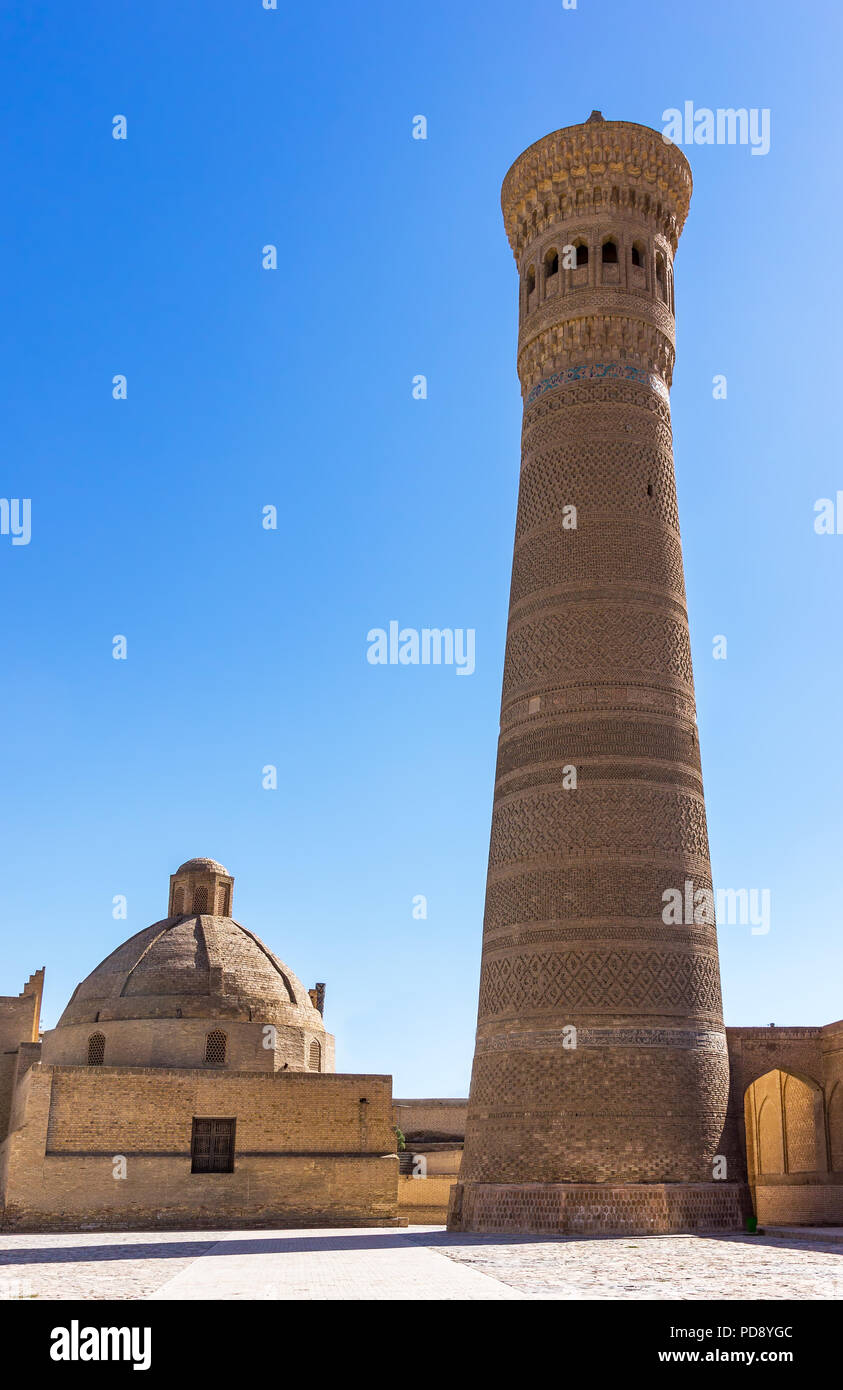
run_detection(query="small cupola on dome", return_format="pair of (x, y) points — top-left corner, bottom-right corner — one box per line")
(169, 857), (234, 918)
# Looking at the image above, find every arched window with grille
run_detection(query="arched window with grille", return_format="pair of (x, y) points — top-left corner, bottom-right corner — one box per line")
(309, 1039), (322, 1072)
(205, 1030), (227, 1066)
(87, 1032), (105, 1066)
(192, 885), (208, 914)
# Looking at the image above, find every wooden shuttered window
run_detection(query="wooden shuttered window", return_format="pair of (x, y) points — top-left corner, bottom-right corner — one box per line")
(190, 1117), (236, 1173)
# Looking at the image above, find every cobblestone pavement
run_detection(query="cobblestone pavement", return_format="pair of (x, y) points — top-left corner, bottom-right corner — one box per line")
(0, 1232), (219, 1302)
(417, 1230), (843, 1300)
(0, 1227), (840, 1300)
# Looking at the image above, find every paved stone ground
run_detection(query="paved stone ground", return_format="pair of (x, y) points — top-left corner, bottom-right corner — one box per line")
(0, 1232), (217, 1302)
(0, 1226), (840, 1300)
(426, 1230), (843, 1300)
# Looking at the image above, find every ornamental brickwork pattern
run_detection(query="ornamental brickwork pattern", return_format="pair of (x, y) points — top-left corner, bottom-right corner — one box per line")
(477, 947), (724, 1018)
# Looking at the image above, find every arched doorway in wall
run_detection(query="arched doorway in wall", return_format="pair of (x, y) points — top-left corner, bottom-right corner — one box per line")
(744, 1068), (827, 1224)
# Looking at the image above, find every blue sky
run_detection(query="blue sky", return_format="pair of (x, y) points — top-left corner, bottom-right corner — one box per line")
(1, 0), (841, 1093)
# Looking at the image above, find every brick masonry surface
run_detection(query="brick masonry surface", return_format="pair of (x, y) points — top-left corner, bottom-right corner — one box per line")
(448, 1182), (749, 1235)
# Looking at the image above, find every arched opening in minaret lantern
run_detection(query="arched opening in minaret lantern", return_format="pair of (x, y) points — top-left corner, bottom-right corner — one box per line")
(544, 247), (559, 292)
(601, 237), (619, 285)
(655, 251), (668, 303)
(631, 241), (647, 289)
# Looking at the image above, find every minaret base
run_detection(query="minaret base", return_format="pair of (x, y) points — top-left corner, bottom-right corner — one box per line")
(447, 1182), (751, 1235)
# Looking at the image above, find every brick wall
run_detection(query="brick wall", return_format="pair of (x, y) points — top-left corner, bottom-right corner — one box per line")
(0, 1056), (16, 1144)
(397, 1175), (455, 1223)
(0, 973), (43, 1140)
(1, 1064), (398, 1230)
(392, 1099), (467, 1141)
(42, 1018), (335, 1074)
(755, 1183), (843, 1226)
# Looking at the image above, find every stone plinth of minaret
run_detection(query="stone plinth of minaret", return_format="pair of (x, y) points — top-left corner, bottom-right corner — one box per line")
(448, 116), (747, 1235)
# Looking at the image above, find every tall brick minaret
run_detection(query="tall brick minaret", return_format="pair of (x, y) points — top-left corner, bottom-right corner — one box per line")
(448, 115), (745, 1234)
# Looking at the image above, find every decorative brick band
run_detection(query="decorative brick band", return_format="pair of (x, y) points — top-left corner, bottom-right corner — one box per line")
(526, 362), (670, 406)
(447, 1181), (749, 1235)
(475, 1027), (728, 1054)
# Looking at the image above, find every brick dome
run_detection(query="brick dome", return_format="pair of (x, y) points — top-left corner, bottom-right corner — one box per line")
(56, 914), (319, 1029)
(42, 859), (334, 1074)
(176, 857), (229, 874)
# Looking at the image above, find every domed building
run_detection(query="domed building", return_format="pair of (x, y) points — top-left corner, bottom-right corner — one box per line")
(44, 858), (334, 1076)
(0, 859), (398, 1231)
